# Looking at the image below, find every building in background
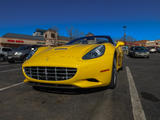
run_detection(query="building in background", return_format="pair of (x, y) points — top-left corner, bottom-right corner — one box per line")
(125, 40), (160, 47)
(125, 40), (148, 47)
(45, 29), (58, 46)
(86, 32), (94, 37)
(0, 29), (69, 48)
(145, 41), (156, 47)
(155, 40), (160, 47)
(133, 40), (148, 46)
(33, 29), (47, 37)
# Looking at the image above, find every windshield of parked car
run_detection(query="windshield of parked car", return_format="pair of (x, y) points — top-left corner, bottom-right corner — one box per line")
(135, 46), (147, 51)
(16, 46), (30, 51)
(157, 47), (160, 50)
(2, 48), (12, 52)
(66, 36), (113, 45)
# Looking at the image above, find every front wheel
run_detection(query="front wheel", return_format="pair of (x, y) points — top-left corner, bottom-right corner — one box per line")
(0, 56), (5, 62)
(8, 60), (15, 63)
(109, 59), (117, 89)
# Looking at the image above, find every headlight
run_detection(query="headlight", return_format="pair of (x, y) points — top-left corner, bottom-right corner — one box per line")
(82, 45), (105, 60)
(26, 48), (38, 60)
(14, 52), (22, 55)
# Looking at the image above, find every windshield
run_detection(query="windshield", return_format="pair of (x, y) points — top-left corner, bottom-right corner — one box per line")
(66, 36), (113, 45)
(135, 46), (147, 51)
(2, 48), (12, 52)
(16, 46), (30, 51)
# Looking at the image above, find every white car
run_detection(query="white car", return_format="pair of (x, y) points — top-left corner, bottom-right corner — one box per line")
(148, 47), (157, 53)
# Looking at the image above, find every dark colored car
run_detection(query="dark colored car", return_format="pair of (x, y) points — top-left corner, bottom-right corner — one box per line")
(7, 45), (40, 63)
(156, 47), (160, 53)
(128, 46), (150, 58)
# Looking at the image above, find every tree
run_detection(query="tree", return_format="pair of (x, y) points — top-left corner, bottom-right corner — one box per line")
(50, 26), (59, 32)
(66, 26), (84, 40)
(66, 26), (74, 40)
(121, 35), (136, 42)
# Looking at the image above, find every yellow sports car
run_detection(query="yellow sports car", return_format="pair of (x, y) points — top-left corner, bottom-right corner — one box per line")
(22, 36), (124, 89)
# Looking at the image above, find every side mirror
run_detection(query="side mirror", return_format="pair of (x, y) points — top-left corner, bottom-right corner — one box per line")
(116, 41), (125, 48)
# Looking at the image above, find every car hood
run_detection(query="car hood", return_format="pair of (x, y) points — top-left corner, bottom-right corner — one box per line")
(8, 49), (28, 55)
(23, 44), (101, 67)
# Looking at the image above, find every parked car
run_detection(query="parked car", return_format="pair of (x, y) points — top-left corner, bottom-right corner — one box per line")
(128, 46), (150, 58)
(156, 47), (160, 53)
(22, 36), (124, 89)
(121, 46), (128, 55)
(0, 47), (12, 61)
(147, 46), (157, 53)
(7, 45), (40, 63)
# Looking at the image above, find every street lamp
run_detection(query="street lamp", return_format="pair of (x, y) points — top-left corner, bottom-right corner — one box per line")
(123, 25), (127, 43)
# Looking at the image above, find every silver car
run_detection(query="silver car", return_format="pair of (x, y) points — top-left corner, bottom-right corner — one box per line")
(0, 47), (12, 61)
(128, 46), (150, 58)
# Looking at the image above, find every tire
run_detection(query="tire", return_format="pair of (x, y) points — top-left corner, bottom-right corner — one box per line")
(109, 58), (118, 89)
(0, 56), (4, 62)
(8, 60), (15, 63)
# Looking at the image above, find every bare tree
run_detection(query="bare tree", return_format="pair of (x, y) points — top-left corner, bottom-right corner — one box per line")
(50, 26), (59, 32)
(66, 26), (74, 40)
(66, 26), (84, 40)
(121, 35), (136, 42)
(126, 36), (136, 42)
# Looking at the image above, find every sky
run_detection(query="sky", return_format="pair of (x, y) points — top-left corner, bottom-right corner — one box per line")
(0, 0), (160, 40)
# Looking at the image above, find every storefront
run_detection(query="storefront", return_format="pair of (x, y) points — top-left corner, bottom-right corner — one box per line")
(0, 30), (69, 48)
(0, 37), (45, 48)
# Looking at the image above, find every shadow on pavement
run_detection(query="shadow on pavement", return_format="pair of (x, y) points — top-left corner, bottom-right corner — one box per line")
(32, 86), (110, 95)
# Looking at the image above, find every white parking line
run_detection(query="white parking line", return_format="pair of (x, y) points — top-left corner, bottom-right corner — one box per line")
(0, 82), (24, 92)
(0, 68), (21, 73)
(126, 66), (146, 120)
(0, 64), (21, 68)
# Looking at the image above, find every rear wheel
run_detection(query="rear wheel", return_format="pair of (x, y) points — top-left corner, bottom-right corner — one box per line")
(109, 58), (117, 89)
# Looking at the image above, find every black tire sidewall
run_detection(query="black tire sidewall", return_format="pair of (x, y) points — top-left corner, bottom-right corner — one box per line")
(109, 58), (117, 89)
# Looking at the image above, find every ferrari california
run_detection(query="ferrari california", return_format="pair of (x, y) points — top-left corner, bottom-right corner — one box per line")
(22, 36), (124, 89)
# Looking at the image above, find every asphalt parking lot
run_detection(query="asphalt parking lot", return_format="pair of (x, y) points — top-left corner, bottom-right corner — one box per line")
(0, 54), (160, 120)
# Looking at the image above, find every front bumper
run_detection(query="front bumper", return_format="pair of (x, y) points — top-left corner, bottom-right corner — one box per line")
(27, 81), (79, 89)
(135, 53), (149, 57)
(23, 59), (112, 88)
(8, 55), (25, 61)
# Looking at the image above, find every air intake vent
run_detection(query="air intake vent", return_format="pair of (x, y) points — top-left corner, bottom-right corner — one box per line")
(24, 67), (77, 81)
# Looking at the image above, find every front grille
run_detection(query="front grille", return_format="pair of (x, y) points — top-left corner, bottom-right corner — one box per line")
(24, 67), (77, 81)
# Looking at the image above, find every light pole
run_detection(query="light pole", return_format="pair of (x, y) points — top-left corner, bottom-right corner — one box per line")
(123, 25), (127, 44)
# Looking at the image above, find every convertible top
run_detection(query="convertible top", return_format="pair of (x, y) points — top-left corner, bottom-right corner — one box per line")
(66, 36), (114, 45)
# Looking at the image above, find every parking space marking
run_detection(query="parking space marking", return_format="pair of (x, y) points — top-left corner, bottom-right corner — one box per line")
(0, 64), (21, 68)
(0, 82), (24, 92)
(124, 55), (129, 59)
(126, 66), (146, 120)
(0, 68), (21, 73)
